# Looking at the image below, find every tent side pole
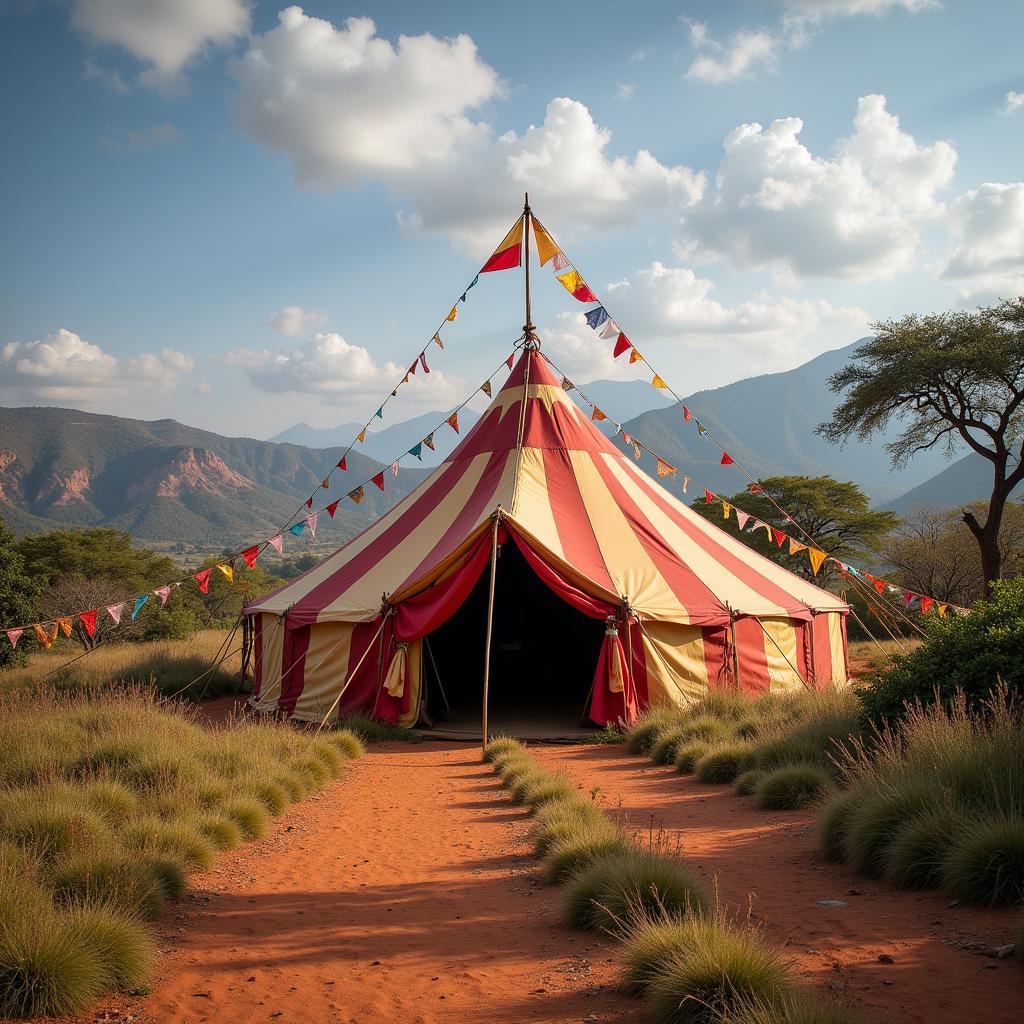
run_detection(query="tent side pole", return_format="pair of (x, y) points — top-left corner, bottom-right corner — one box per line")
(481, 514), (501, 756)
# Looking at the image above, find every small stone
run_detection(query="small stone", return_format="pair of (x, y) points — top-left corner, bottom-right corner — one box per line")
(948, 899), (960, 908)
(993, 944), (1015, 959)
(877, 954), (895, 964)
(816, 900), (848, 908)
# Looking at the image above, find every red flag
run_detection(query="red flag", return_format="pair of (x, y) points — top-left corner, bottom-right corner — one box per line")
(506, 354), (514, 370)
(772, 529), (785, 548)
(305, 497), (313, 508)
(194, 568), (212, 594)
(479, 218), (524, 273)
(337, 457), (347, 472)
(683, 406), (692, 423)
(447, 412), (459, 434)
(591, 406), (607, 422)
(242, 545), (259, 569)
(612, 333), (632, 359)
(720, 452), (734, 465)
(748, 483), (762, 494)
(326, 500), (339, 518)
(873, 577), (886, 595)
(79, 609), (98, 638)
(372, 471), (385, 491)
(704, 489), (715, 504)
(921, 596), (934, 614)
(419, 352), (429, 374)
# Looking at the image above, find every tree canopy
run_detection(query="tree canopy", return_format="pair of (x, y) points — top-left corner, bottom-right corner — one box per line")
(0, 517), (39, 667)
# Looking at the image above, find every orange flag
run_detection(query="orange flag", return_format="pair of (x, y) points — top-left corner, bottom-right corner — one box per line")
(530, 215), (561, 266)
(34, 623), (53, 649)
(447, 411), (460, 434)
(480, 218), (524, 273)
(807, 548), (828, 576)
(629, 348), (644, 364)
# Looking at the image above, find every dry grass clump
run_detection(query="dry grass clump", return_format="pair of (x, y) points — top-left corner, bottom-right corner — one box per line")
(695, 744), (755, 785)
(713, 991), (861, 1023)
(0, 687), (361, 1017)
(674, 740), (712, 774)
(754, 764), (833, 811)
(734, 770), (765, 797)
(626, 708), (687, 755)
(544, 821), (630, 884)
(483, 736), (524, 763)
(527, 799), (608, 857)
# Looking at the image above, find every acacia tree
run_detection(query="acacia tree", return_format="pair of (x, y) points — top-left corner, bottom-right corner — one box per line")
(819, 298), (1024, 595)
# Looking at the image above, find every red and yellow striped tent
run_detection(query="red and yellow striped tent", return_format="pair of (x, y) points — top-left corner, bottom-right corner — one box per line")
(245, 348), (848, 729)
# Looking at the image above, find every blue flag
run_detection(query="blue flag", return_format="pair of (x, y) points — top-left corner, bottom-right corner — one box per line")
(409, 442), (423, 460)
(585, 306), (609, 330)
(131, 595), (149, 621)
(289, 522), (306, 537)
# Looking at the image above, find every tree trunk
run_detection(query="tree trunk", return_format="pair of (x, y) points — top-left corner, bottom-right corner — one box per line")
(963, 501), (1005, 599)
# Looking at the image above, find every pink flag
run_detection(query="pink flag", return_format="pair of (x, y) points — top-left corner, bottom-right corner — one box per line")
(550, 251), (570, 272)
(599, 319), (619, 340)
(419, 351), (430, 374)
(106, 602), (124, 624)
(307, 512), (318, 538)
(154, 585), (172, 605)
(6, 628), (22, 648)
(390, 462), (400, 478)
(736, 510), (750, 530)
(268, 534), (284, 554)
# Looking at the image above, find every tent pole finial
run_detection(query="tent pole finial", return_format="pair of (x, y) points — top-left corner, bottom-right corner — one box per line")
(523, 193), (538, 350)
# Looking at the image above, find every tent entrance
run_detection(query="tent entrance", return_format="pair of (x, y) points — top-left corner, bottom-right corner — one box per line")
(421, 540), (605, 738)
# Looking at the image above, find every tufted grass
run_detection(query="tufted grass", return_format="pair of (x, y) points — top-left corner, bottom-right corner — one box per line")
(695, 743), (755, 785)
(754, 764), (833, 811)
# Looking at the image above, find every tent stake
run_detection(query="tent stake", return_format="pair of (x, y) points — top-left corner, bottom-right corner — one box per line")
(481, 514), (501, 756)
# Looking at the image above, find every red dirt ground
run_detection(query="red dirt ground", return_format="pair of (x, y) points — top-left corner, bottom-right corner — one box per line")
(72, 730), (1020, 1024)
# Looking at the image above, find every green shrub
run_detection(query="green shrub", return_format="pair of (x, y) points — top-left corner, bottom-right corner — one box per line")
(683, 716), (731, 742)
(121, 817), (215, 872)
(222, 797), (270, 839)
(842, 783), (939, 877)
(528, 800), (608, 857)
(626, 708), (685, 755)
(674, 740), (712, 774)
(562, 848), (709, 933)
(515, 774), (575, 810)
(942, 815), (1024, 906)
(543, 823), (630, 884)
(327, 729), (365, 760)
(65, 903), (154, 991)
(0, 796), (108, 863)
(858, 578), (1024, 722)
(755, 764), (832, 811)
(714, 991), (861, 1023)
(619, 918), (697, 995)
(750, 691), (860, 777)
(508, 767), (552, 804)
(336, 712), (418, 744)
(651, 728), (691, 766)
(734, 770), (764, 797)
(483, 736), (524, 763)
(80, 781), (138, 823)
(192, 813), (244, 851)
(50, 849), (165, 919)
(817, 791), (863, 862)
(883, 807), (964, 890)
(695, 744), (753, 785)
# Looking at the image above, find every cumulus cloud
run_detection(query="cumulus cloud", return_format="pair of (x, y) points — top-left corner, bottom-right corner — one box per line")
(71, 0), (250, 89)
(224, 332), (464, 409)
(232, 9), (701, 254)
(543, 261), (868, 382)
(266, 305), (327, 337)
(0, 329), (194, 404)
(1003, 91), (1024, 115)
(679, 94), (956, 280)
(685, 22), (782, 84)
(941, 182), (1024, 299)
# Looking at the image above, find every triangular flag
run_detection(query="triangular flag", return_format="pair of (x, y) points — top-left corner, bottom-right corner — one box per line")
(921, 596), (934, 614)
(903, 590), (915, 608)
(555, 269), (599, 303)
(506, 354), (514, 370)
(390, 462), (400, 478)
(772, 529), (785, 548)
(585, 306), (610, 330)
(307, 512), (318, 537)
(34, 624), (53, 649)
(408, 360), (417, 376)
(550, 251), (570, 272)
(598, 320), (619, 342)
(106, 602), (124, 624)
(481, 380), (492, 398)
(754, 520), (772, 537)
(131, 595), (149, 620)
(326, 501), (339, 519)
(433, 333), (443, 349)
(788, 537), (807, 556)
(194, 568), (213, 594)
(632, 442), (643, 461)
(268, 534), (284, 553)
(657, 459), (675, 478)
(289, 522), (306, 537)
(652, 374), (667, 389)
(56, 617), (72, 637)
(561, 377), (574, 391)
(423, 432), (435, 451)
(321, 478), (330, 489)
(153, 585), (172, 605)
(447, 307), (458, 322)
(591, 406), (607, 422)
(683, 407), (692, 423)
(447, 412), (460, 434)
(357, 429), (366, 444)
(372, 472), (385, 491)
(337, 457), (347, 472)
(409, 442), (423, 459)
(874, 577), (886, 594)
(6, 627), (23, 648)
(242, 545), (260, 569)
(721, 501), (732, 520)
(629, 348), (644, 364)
(419, 352), (430, 374)
(682, 475), (690, 493)
(704, 489), (715, 504)
(349, 486), (364, 504)
(216, 563), (234, 583)
(808, 548), (828, 576)
(530, 215), (560, 266)
(748, 483), (762, 494)
(736, 510), (750, 530)
(622, 432), (632, 444)
(480, 218), (524, 273)
(721, 452), (734, 465)
(467, 274), (479, 291)
(937, 603), (948, 617)
(305, 497), (313, 508)
(613, 333), (632, 359)
(697, 421), (706, 436)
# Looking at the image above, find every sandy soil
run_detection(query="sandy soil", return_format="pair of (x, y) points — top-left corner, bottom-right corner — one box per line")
(73, 731), (1020, 1024)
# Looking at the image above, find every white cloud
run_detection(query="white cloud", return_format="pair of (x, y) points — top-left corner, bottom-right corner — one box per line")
(71, 0), (250, 89)
(84, 59), (127, 93)
(0, 329), (194, 404)
(629, 46), (653, 62)
(780, 0), (939, 16)
(233, 10), (701, 254)
(224, 332), (463, 409)
(616, 83), (635, 100)
(1003, 91), (1024, 114)
(685, 24), (781, 84)
(680, 94), (955, 280)
(941, 182), (1024, 299)
(266, 305), (327, 337)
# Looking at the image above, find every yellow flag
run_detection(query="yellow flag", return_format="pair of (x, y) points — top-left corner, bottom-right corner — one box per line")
(447, 307), (458, 322)
(629, 348), (644, 364)
(34, 624), (53, 649)
(652, 374), (667, 389)
(937, 603), (948, 617)
(656, 459), (675, 478)
(57, 617), (72, 638)
(722, 501), (731, 520)
(357, 428), (366, 444)
(321, 478), (330, 489)
(216, 563), (233, 582)
(555, 269), (583, 296)
(530, 215), (561, 266)
(807, 548), (828, 576)
(788, 537), (807, 556)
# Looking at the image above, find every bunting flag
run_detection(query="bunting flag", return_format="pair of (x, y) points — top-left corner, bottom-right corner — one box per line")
(154, 586), (172, 606)
(506, 354), (514, 370)
(433, 333), (443, 349)
(697, 421), (706, 436)
(481, 380), (492, 398)
(390, 462), (400, 478)
(721, 452), (734, 465)
(106, 602), (124, 624)
(306, 512), (318, 538)
(772, 529), (786, 548)
(591, 406), (607, 422)
(722, 501), (732, 520)
(480, 218), (524, 273)
(338, 457), (347, 472)
(754, 521), (772, 538)
(419, 352), (430, 374)
(613, 333), (632, 359)
(34, 624), (53, 649)
(530, 215), (560, 266)
(408, 360), (417, 376)
(748, 483), (762, 494)
(357, 429), (367, 444)
(735, 510), (750, 530)
(652, 374), (667, 389)
(216, 563), (234, 582)
(550, 251), (570, 272)
(372, 472), (385, 491)
(447, 412), (460, 434)
(657, 459), (675, 478)
(6, 627), (23, 648)
(325, 501), (339, 519)
(289, 522), (306, 537)
(349, 486), (364, 504)
(788, 538), (807, 556)
(937, 603), (948, 617)
(409, 442), (423, 460)
(56, 617), (72, 638)
(808, 548), (828, 576)
(599, 319), (619, 340)
(920, 596), (934, 614)
(423, 433), (436, 451)
(268, 533), (284, 553)
(903, 591), (915, 608)
(561, 377), (574, 391)
(194, 568), (213, 594)
(467, 274), (479, 291)
(704, 489), (715, 504)
(632, 441), (643, 461)
(683, 406), (692, 423)
(131, 595), (149, 621)
(321, 478), (330, 490)
(305, 498), (313, 508)
(555, 269), (598, 303)
(585, 306), (610, 330)
(447, 307), (458, 322)
(873, 577), (886, 595)
(682, 475), (690, 493)
(629, 348), (644, 365)
(242, 545), (260, 569)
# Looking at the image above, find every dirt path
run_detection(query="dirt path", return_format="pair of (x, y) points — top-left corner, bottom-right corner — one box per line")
(85, 742), (641, 1024)
(530, 744), (1022, 1024)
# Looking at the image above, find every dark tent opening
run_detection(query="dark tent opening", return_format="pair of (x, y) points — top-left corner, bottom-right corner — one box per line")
(421, 540), (606, 737)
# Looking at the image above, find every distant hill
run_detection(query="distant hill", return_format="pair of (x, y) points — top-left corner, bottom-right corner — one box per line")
(0, 407), (427, 549)
(617, 341), (954, 503)
(570, 378), (675, 423)
(882, 452), (1020, 514)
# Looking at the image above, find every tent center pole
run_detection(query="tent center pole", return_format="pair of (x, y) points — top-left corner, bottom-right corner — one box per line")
(481, 514), (501, 757)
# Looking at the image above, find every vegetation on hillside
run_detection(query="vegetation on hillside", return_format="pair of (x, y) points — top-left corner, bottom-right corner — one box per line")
(0, 519), (38, 668)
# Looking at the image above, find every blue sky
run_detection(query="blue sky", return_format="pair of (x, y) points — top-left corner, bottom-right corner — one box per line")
(1, 0), (1022, 442)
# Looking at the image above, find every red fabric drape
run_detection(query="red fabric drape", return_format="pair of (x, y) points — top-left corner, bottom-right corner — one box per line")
(588, 628), (637, 727)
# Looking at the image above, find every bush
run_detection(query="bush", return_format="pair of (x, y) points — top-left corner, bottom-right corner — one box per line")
(326, 729), (364, 760)
(695, 744), (753, 785)
(842, 783), (941, 877)
(619, 918), (697, 995)
(858, 578), (1024, 722)
(755, 764), (832, 811)
(562, 848), (709, 933)
(121, 817), (216, 872)
(527, 800), (608, 857)
(674, 740), (712, 774)
(626, 708), (685, 755)
(942, 815), (1024, 907)
(749, 691), (860, 777)
(0, 797), (108, 863)
(543, 823), (630, 884)
(734, 770), (764, 797)
(882, 806), (963, 890)
(817, 791), (864, 863)
(714, 991), (860, 1023)
(222, 797), (270, 840)
(50, 849), (165, 919)
(65, 903), (154, 991)
(514, 774), (575, 810)
(483, 736), (524, 763)
(651, 728), (691, 766)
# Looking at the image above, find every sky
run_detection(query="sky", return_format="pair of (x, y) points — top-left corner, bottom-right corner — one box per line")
(1, 0), (1022, 443)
